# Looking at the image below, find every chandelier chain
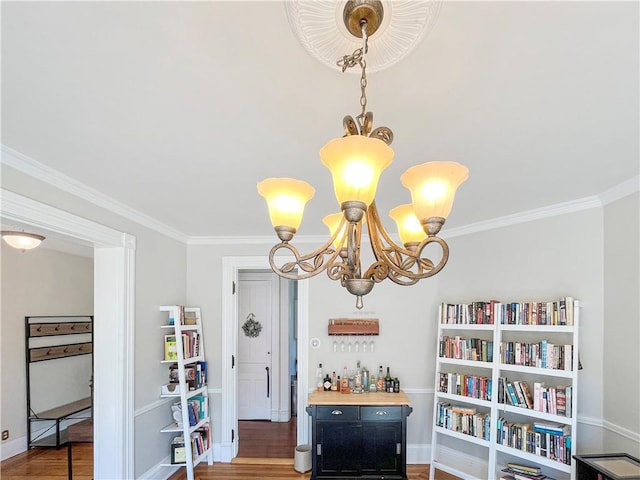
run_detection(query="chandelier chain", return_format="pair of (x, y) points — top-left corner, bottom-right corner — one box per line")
(358, 21), (369, 121)
(336, 21), (370, 128)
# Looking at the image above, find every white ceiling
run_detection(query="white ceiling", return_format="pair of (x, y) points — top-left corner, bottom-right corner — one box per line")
(2, 1), (638, 240)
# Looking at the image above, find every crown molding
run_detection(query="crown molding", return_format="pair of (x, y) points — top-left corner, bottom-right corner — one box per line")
(187, 234), (331, 246)
(599, 175), (639, 205)
(3, 145), (637, 247)
(442, 195), (603, 239)
(1, 145), (187, 243)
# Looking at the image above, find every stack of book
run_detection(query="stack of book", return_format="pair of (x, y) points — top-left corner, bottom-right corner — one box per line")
(501, 463), (546, 480)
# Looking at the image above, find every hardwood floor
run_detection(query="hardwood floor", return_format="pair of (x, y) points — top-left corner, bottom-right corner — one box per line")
(170, 463), (456, 479)
(0, 443), (93, 480)
(237, 418), (298, 459)
(1, 419), (459, 480)
(0, 445), (458, 480)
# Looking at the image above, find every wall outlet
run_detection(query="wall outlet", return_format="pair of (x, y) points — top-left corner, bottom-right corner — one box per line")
(1, 430), (8, 441)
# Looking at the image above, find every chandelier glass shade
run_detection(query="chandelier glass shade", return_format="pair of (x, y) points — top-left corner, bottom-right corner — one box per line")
(257, 0), (469, 308)
(1, 231), (45, 251)
(320, 135), (394, 209)
(388, 204), (427, 247)
(256, 178), (316, 239)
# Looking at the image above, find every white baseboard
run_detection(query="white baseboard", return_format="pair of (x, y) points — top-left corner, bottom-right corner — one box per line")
(0, 415), (92, 462)
(137, 456), (179, 480)
(407, 443), (430, 464)
(216, 441), (234, 462)
(271, 409), (291, 422)
(1, 435), (27, 461)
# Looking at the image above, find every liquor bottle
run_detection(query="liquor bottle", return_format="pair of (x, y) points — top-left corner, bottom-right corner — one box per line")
(323, 373), (332, 391)
(385, 367), (392, 393)
(337, 375), (341, 392)
(341, 366), (350, 393)
(316, 363), (324, 392)
(393, 377), (400, 393)
(369, 373), (377, 392)
(354, 361), (362, 393)
(377, 365), (385, 391)
(331, 371), (338, 391)
(341, 375), (350, 393)
(363, 367), (370, 392)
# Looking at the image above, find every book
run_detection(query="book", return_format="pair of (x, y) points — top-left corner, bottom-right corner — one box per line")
(498, 377), (506, 404)
(501, 469), (546, 480)
(506, 382), (520, 406)
(451, 405), (477, 415)
(556, 385), (567, 416)
(513, 381), (527, 406)
(507, 463), (541, 474)
(533, 421), (569, 435)
(164, 335), (178, 361)
(171, 436), (186, 464)
(519, 381), (534, 409)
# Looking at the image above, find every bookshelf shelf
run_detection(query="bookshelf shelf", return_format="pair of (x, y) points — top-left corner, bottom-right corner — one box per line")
(437, 358), (493, 368)
(433, 426), (492, 448)
(495, 444), (573, 473)
(160, 385), (208, 399)
(498, 363), (573, 378)
(430, 298), (579, 480)
(159, 306), (213, 480)
(437, 393), (492, 409)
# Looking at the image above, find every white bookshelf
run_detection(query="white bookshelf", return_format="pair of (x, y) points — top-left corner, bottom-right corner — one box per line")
(159, 306), (213, 480)
(430, 299), (579, 480)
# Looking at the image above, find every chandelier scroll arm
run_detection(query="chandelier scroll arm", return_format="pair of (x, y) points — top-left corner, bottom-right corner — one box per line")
(267, 225), (347, 281)
(363, 201), (450, 283)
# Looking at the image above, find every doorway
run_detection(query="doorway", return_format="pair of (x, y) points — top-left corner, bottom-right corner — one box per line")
(236, 271), (298, 458)
(220, 256), (309, 462)
(237, 271), (277, 421)
(2, 189), (135, 478)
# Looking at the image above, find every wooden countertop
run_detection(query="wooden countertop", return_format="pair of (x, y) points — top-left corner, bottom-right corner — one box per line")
(308, 390), (410, 406)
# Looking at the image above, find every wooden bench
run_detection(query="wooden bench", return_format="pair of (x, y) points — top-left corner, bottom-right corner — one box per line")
(29, 397), (92, 448)
(67, 418), (93, 480)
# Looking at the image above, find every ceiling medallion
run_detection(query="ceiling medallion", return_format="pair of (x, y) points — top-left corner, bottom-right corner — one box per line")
(285, 0), (443, 73)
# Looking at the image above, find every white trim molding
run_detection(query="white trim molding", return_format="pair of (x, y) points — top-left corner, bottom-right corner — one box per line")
(444, 195), (602, 239)
(5, 143), (637, 247)
(603, 420), (640, 444)
(599, 175), (640, 205)
(1, 145), (186, 243)
(221, 256), (310, 463)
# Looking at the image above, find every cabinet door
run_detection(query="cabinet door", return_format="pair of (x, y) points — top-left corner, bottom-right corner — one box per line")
(316, 422), (362, 475)
(361, 423), (402, 475)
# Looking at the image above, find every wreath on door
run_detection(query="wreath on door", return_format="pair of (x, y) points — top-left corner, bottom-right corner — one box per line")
(242, 313), (262, 338)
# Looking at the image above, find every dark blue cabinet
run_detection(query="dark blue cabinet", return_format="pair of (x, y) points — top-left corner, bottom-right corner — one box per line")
(307, 403), (412, 480)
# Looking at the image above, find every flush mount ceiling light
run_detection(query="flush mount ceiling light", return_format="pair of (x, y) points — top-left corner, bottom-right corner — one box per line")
(1, 231), (46, 252)
(258, 0), (468, 309)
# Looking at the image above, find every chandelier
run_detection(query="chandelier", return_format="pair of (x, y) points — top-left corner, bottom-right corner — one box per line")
(258, 0), (468, 309)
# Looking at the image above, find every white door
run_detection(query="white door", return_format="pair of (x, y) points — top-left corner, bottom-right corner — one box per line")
(238, 273), (276, 420)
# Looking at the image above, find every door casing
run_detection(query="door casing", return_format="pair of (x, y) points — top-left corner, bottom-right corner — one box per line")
(221, 256), (309, 461)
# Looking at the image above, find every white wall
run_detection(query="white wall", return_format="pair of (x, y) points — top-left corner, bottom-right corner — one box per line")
(0, 243), (93, 449)
(603, 192), (640, 456)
